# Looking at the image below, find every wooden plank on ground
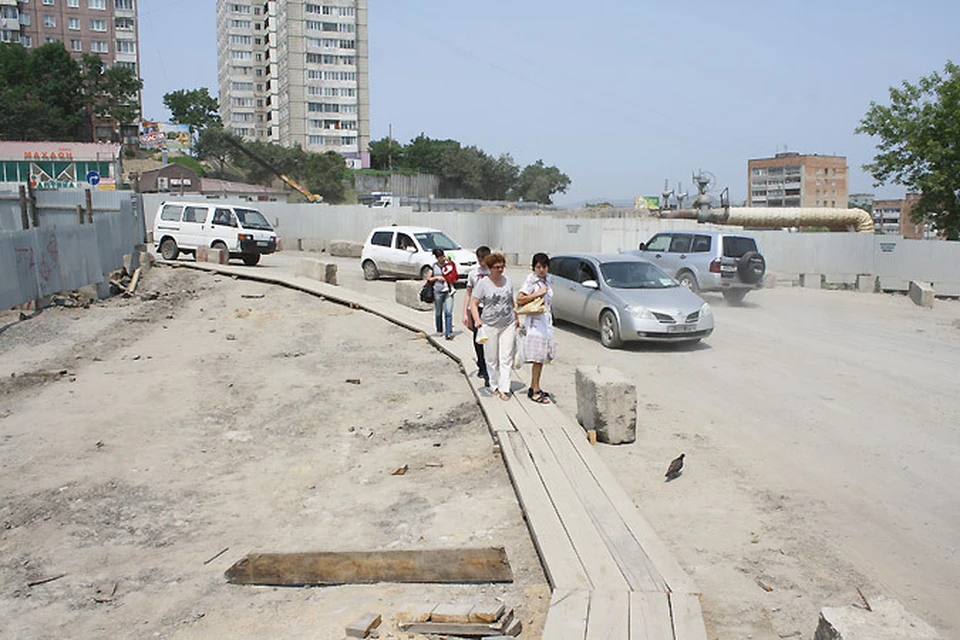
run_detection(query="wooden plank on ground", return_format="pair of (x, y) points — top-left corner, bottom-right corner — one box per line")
(476, 390), (515, 433)
(500, 432), (590, 591)
(224, 548), (512, 586)
(630, 591), (674, 640)
(546, 427), (667, 593)
(670, 593), (709, 640)
(585, 589), (630, 640)
(539, 403), (699, 595)
(540, 589), (589, 640)
(509, 417), (629, 591)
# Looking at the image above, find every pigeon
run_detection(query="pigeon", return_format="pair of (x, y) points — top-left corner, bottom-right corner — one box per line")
(665, 453), (685, 481)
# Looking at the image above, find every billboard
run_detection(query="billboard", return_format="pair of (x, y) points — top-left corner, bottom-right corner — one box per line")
(140, 122), (192, 151)
(635, 195), (661, 209)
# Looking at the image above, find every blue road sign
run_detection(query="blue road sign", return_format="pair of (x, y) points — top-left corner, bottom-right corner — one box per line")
(86, 171), (101, 186)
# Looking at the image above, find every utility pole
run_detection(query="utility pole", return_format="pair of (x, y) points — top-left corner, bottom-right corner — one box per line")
(388, 123), (393, 171)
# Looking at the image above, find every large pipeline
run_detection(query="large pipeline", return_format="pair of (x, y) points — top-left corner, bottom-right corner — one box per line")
(659, 206), (875, 233)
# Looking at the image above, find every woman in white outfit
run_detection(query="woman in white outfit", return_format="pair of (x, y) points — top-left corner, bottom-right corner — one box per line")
(470, 252), (518, 400)
(516, 252), (555, 404)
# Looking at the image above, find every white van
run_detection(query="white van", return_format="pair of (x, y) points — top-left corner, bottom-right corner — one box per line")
(153, 201), (278, 266)
(360, 225), (477, 281)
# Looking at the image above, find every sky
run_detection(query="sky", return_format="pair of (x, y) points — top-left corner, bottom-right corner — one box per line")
(136, 0), (960, 206)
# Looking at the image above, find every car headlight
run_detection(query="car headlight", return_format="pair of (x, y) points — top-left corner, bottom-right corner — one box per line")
(700, 302), (713, 317)
(625, 305), (653, 319)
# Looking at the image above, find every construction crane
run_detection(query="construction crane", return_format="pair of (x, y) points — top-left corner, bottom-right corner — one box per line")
(223, 137), (323, 203)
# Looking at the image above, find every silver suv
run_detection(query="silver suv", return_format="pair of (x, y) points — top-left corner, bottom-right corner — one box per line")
(625, 230), (765, 304)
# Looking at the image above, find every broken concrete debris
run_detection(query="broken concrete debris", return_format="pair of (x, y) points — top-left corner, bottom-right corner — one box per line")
(345, 612), (381, 638)
(398, 602), (520, 637)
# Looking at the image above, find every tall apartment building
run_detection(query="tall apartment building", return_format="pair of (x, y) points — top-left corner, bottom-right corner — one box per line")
(747, 153), (848, 209)
(3, 0), (139, 72)
(216, 0), (370, 168)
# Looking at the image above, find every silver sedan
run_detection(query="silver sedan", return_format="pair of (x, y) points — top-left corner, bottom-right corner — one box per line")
(548, 253), (714, 348)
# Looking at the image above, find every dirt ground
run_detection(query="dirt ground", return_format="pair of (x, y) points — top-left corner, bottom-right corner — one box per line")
(0, 266), (549, 639)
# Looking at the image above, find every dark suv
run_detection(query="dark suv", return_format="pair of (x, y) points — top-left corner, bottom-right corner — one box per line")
(625, 230), (765, 304)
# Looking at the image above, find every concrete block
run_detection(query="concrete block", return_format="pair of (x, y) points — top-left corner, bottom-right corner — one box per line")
(345, 613), (382, 638)
(78, 281), (112, 301)
(300, 238), (325, 252)
(856, 274), (876, 293)
(762, 273), (777, 289)
(879, 276), (910, 292)
(295, 258), (338, 285)
(396, 280), (433, 311)
(802, 273), (823, 289)
(328, 239), (363, 258)
(122, 252), (140, 276)
(814, 596), (940, 639)
(908, 280), (934, 308)
(575, 366), (636, 445)
(824, 273), (857, 289)
(195, 246), (227, 265)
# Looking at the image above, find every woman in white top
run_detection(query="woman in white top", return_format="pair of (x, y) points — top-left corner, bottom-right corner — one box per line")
(470, 252), (518, 400)
(516, 252), (555, 404)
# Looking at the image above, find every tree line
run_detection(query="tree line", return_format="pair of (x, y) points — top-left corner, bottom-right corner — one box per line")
(0, 42), (141, 142)
(369, 134), (570, 204)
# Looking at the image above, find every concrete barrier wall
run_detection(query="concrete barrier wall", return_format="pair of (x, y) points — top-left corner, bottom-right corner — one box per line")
(138, 194), (960, 292)
(0, 190), (144, 308)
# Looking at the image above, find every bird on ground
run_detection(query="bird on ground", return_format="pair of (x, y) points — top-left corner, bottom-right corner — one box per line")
(665, 453), (685, 481)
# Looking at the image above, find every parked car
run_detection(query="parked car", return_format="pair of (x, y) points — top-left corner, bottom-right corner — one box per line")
(548, 253), (714, 348)
(153, 201), (277, 266)
(623, 230), (765, 304)
(360, 226), (478, 281)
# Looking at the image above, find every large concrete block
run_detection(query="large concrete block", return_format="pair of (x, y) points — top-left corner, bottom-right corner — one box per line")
(329, 239), (363, 258)
(763, 273), (777, 289)
(824, 273), (857, 289)
(908, 280), (934, 308)
(802, 273), (823, 289)
(856, 274), (876, 293)
(575, 366), (636, 445)
(395, 280), (433, 311)
(296, 258), (338, 285)
(814, 596), (940, 640)
(195, 246), (227, 265)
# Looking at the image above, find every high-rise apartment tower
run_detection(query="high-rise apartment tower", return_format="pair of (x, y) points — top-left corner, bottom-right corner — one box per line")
(216, 0), (369, 168)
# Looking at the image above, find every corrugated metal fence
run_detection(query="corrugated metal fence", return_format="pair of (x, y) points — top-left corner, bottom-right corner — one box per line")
(0, 189), (145, 309)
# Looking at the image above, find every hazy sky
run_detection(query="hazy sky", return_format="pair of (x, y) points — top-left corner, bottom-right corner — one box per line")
(137, 0), (960, 206)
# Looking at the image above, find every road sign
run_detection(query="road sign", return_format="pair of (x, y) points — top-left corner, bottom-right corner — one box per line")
(86, 171), (101, 186)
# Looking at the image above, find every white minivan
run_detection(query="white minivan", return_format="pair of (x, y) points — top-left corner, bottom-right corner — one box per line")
(153, 201), (278, 266)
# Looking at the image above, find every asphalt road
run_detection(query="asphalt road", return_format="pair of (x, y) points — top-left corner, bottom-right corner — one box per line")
(247, 250), (960, 635)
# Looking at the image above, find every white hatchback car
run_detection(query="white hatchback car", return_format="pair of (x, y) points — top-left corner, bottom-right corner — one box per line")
(360, 226), (477, 281)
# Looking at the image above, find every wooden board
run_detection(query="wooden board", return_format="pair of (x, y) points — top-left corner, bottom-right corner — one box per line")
(670, 592), (709, 640)
(540, 589), (590, 640)
(508, 416), (629, 591)
(630, 592), (674, 640)
(585, 589), (630, 640)
(500, 432), (591, 591)
(224, 547), (512, 586)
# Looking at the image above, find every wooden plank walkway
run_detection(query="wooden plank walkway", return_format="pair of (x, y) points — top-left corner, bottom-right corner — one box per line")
(164, 260), (708, 638)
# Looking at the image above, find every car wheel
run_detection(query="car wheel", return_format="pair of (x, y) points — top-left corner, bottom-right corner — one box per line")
(737, 251), (766, 284)
(723, 290), (748, 305)
(212, 241), (228, 261)
(160, 237), (179, 261)
(362, 260), (380, 281)
(420, 264), (434, 281)
(599, 310), (623, 349)
(677, 270), (698, 291)
(241, 253), (260, 266)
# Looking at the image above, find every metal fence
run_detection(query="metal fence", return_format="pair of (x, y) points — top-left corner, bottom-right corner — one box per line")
(0, 189), (145, 309)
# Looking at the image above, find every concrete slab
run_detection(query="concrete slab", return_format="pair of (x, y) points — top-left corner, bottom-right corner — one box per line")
(195, 247), (227, 265)
(328, 239), (363, 258)
(814, 596), (941, 639)
(908, 281), (934, 308)
(856, 274), (875, 293)
(575, 366), (636, 445)
(295, 258), (338, 285)
(802, 273), (823, 289)
(395, 280), (433, 311)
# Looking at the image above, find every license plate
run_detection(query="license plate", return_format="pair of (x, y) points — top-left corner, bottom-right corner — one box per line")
(667, 324), (697, 333)
(257, 241), (269, 247)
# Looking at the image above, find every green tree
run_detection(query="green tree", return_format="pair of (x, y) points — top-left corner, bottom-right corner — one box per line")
(403, 133), (460, 173)
(513, 160), (571, 204)
(163, 88), (221, 140)
(298, 150), (348, 203)
(0, 43), (84, 140)
(195, 124), (245, 177)
(856, 61), (960, 239)
(80, 53), (142, 141)
(368, 136), (404, 170)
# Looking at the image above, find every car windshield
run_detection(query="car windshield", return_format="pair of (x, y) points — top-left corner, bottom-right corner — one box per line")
(235, 208), (273, 230)
(414, 231), (460, 251)
(599, 261), (679, 289)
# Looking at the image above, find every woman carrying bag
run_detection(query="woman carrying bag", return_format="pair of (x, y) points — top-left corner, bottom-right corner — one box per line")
(516, 252), (555, 404)
(470, 253), (518, 400)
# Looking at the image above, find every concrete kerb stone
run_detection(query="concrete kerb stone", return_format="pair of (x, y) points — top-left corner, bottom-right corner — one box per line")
(908, 280), (934, 308)
(295, 258), (338, 285)
(328, 239), (363, 258)
(802, 273), (823, 289)
(814, 595), (941, 640)
(856, 274), (876, 293)
(396, 280), (433, 311)
(195, 246), (227, 265)
(574, 366), (637, 445)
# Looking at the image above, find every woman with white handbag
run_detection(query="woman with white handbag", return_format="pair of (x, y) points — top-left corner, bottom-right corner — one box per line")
(516, 253), (555, 404)
(470, 253), (519, 400)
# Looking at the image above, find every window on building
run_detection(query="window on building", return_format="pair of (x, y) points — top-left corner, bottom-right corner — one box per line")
(115, 0), (134, 8)
(90, 40), (108, 52)
(116, 39), (135, 53)
(43, 15), (55, 27)
(21, 34), (32, 47)
(71, 38), (82, 51)
(68, 17), (79, 29)
(43, 0), (55, 6)
(232, 4), (251, 13)
(231, 34), (252, 45)
(116, 16), (134, 29)
(90, 19), (106, 31)
(88, 0), (106, 9)
(67, 0), (79, 6)
(231, 19), (251, 28)
(20, 11), (30, 25)
(45, 37), (60, 43)
(116, 61), (136, 72)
